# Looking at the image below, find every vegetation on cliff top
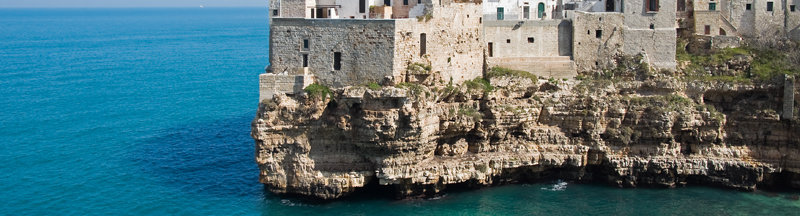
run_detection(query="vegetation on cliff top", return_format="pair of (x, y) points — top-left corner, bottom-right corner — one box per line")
(304, 83), (333, 100)
(677, 37), (800, 83)
(463, 77), (493, 93)
(487, 66), (538, 82)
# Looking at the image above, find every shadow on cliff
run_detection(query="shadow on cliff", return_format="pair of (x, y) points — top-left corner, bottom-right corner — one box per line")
(131, 113), (266, 199)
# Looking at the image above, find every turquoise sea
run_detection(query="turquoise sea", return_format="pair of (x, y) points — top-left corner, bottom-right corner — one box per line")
(2, 7), (800, 215)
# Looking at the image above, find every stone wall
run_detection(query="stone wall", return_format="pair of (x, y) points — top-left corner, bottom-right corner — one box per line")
(483, 0), (520, 21)
(728, 0), (756, 37)
(694, 11), (740, 36)
(393, 2), (484, 85)
(571, 11), (624, 73)
(622, 0), (677, 71)
(269, 18), (397, 88)
(259, 71), (314, 101)
(787, 0), (800, 39)
(484, 19), (576, 78)
(484, 20), (571, 57)
(271, 0), (307, 18)
(755, 0), (787, 37)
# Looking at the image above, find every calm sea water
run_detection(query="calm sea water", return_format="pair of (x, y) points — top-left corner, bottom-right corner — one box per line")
(2, 7), (800, 215)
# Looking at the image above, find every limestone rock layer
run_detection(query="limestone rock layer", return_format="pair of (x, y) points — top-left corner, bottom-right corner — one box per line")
(251, 74), (799, 199)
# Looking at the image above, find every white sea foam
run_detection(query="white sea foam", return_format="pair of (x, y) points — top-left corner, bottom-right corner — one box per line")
(541, 180), (567, 191)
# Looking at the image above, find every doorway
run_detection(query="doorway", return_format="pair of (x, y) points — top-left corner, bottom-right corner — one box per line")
(537, 3), (544, 18)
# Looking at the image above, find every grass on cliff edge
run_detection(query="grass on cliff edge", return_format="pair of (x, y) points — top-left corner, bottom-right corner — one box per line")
(677, 38), (800, 82)
(487, 66), (538, 82)
(304, 83), (333, 100)
(463, 77), (494, 93)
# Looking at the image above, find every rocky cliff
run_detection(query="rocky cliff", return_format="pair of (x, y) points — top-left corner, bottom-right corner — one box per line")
(251, 57), (799, 199)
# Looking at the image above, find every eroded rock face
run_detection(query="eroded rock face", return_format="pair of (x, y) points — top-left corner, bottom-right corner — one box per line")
(251, 73), (799, 199)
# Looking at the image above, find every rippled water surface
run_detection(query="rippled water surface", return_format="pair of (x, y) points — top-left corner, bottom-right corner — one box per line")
(2, 8), (800, 215)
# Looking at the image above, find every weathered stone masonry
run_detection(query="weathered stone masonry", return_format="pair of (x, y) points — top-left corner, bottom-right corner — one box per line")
(269, 18), (397, 88)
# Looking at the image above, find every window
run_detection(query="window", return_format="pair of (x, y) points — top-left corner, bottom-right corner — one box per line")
(528, 37), (534, 43)
(792, 5), (796, 12)
(704, 25), (710, 35)
(418, 0), (421, 3)
(746, 4), (752, 10)
(646, 0), (659, 12)
(404, 0), (408, 5)
(273, 10), (278, 16)
(720, 28), (727, 35)
(497, 7), (504, 20)
(649, 24), (654, 29)
(506, 39), (511, 43)
(523, 6), (530, 19)
(767, 2), (773, 11)
(333, 52), (341, 70)
(596, 30), (602, 39)
(303, 39), (309, 49)
(302, 54), (308, 67)
(488, 42), (493, 57)
(359, 0), (366, 13)
(420, 34), (426, 56)
(709, 3), (716, 11)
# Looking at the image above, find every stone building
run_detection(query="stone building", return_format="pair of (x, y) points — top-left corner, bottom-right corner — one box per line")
(261, 0), (799, 101)
(483, 0), (562, 21)
(262, 0), (484, 101)
(487, 0), (676, 74)
(685, 0), (800, 39)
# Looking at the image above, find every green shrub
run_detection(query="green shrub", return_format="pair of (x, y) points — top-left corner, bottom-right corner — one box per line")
(366, 82), (382, 90)
(408, 63), (432, 74)
(487, 66), (537, 82)
(417, 13), (433, 22)
(304, 83), (333, 100)
(397, 82), (425, 97)
(463, 77), (494, 93)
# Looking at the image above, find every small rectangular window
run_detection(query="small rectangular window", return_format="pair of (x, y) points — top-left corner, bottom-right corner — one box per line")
(704, 25), (710, 35)
(792, 5), (796, 12)
(420, 34), (427, 56)
(404, 0), (408, 5)
(273, 10), (278, 16)
(302, 54), (308, 67)
(709, 3), (716, 11)
(596, 30), (602, 39)
(303, 39), (309, 49)
(359, 0), (366, 13)
(767, 2), (774, 11)
(646, 0), (659, 12)
(333, 52), (341, 70)
(418, 0), (421, 3)
(528, 37), (534, 43)
(488, 42), (493, 57)
(506, 39), (511, 43)
(497, 7), (504, 20)
(746, 4), (752, 10)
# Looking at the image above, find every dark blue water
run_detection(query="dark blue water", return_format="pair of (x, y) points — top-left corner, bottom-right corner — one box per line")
(2, 8), (800, 215)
